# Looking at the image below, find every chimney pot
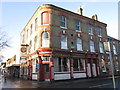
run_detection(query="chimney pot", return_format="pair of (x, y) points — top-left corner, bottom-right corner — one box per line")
(77, 6), (83, 15)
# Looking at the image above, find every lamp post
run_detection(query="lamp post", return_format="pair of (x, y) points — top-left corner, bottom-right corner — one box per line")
(104, 41), (116, 89)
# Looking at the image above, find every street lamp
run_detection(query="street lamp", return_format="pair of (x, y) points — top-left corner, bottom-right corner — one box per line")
(104, 41), (116, 89)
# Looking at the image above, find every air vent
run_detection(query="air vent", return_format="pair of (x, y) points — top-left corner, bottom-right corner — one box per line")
(90, 36), (93, 39)
(62, 30), (66, 34)
(100, 38), (101, 41)
(78, 33), (80, 37)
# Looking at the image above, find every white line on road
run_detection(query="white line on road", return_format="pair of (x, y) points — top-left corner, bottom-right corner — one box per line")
(89, 83), (112, 88)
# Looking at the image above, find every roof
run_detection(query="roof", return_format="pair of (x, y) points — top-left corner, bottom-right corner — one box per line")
(21, 4), (107, 34)
(108, 36), (120, 41)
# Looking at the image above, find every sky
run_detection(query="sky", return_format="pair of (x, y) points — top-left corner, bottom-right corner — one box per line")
(0, 1), (119, 62)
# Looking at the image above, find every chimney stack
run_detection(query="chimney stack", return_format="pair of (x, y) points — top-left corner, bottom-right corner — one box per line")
(77, 6), (83, 15)
(92, 14), (98, 20)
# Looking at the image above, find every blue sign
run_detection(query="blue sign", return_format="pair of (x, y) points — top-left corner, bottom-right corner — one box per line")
(36, 63), (39, 68)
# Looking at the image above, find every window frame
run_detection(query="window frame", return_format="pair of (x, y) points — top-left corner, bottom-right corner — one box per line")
(113, 44), (117, 54)
(41, 12), (50, 25)
(77, 38), (82, 51)
(35, 18), (38, 30)
(61, 35), (67, 49)
(90, 40), (95, 52)
(75, 20), (81, 32)
(88, 24), (93, 34)
(97, 27), (102, 36)
(41, 31), (50, 48)
(60, 15), (67, 28)
(99, 42), (104, 53)
(73, 58), (85, 72)
(30, 24), (33, 35)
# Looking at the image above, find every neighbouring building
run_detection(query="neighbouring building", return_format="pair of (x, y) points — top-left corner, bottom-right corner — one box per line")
(6, 55), (20, 78)
(20, 4), (119, 81)
(0, 62), (6, 75)
(105, 36), (120, 75)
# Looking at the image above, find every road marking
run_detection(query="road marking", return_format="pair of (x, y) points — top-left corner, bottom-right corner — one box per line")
(89, 83), (112, 88)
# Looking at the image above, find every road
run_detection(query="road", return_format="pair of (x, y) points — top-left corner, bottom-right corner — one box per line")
(0, 73), (120, 89)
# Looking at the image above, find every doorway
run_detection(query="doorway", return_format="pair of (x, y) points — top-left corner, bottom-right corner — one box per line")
(43, 64), (50, 80)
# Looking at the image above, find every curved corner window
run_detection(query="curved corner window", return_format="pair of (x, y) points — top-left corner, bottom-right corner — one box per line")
(42, 32), (49, 47)
(41, 12), (49, 25)
(61, 35), (67, 49)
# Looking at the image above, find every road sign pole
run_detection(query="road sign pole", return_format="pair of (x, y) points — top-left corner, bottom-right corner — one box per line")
(108, 42), (116, 89)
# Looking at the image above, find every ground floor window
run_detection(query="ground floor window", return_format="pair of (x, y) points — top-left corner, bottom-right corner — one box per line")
(54, 57), (70, 72)
(73, 58), (85, 71)
(32, 58), (39, 73)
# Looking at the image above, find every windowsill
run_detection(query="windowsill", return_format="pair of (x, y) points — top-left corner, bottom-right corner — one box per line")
(60, 26), (67, 29)
(77, 50), (83, 51)
(90, 51), (95, 53)
(54, 72), (70, 73)
(61, 48), (68, 50)
(98, 35), (102, 37)
(100, 52), (104, 54)
(41, 24), (50, 26)
(73, 71), (85, 72)
(89, 33), (93, 35)
(76, 30), (81, 32)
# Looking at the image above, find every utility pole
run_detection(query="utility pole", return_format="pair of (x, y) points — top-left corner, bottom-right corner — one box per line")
(104, 41), (116, 89)
(108, 41), (116, 89)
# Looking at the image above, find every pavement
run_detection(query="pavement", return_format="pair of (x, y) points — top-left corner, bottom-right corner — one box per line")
(0, 74), (120, 88)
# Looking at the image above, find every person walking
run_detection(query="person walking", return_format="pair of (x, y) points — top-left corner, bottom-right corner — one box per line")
(3, 71), (7, 83)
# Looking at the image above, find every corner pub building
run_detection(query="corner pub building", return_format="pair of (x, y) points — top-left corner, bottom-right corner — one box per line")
(20, 4), (108, 81)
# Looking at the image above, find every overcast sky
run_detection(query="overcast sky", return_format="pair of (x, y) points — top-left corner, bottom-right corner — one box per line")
(0, 0), (119, 62)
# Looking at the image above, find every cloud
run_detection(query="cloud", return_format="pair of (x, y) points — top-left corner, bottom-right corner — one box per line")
(107, 22), (118, 39)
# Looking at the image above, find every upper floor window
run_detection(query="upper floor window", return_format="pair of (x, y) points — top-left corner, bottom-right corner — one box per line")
(99, 42), (104, 53)
(41, 12), (49, 25)
(27, 29), (29, 39)
(77, 38), (82, 51)
(88, 24), (93, 34)
(90, 40), (95, 52)
(34, 36), (37, 50)
(29, 41), (32, 53)
(96, 27), (102, 36)
(61, 35), (67, 49)
(113, 44), (117, 54)
(75, 21), (81, 31)
(60, 15), (66, 28)
(30, 24), (33, 35)
(22, 34), (25, 43)
(41, 31), (49, 47)
(35, 18), (38, 30)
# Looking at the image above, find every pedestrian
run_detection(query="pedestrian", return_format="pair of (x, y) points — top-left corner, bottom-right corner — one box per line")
(3, 71), (7, 83)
